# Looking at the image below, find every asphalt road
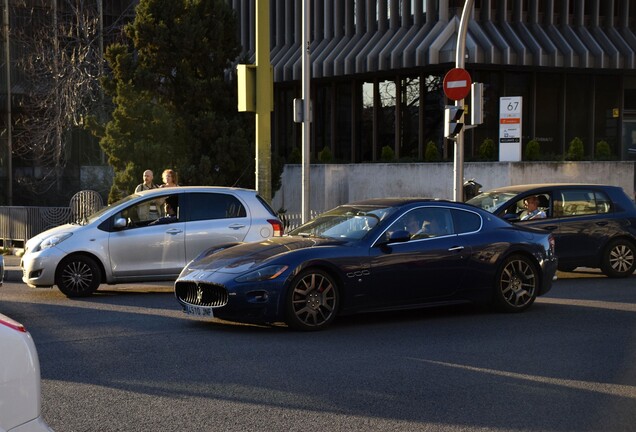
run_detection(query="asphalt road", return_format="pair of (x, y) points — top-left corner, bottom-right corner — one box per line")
(1, 271), (635, 432)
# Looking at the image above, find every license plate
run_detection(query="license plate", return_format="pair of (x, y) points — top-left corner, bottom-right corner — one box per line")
(183, 304), (214, 317)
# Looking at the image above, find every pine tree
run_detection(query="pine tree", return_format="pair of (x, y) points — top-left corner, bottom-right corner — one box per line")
(93, 0), (254, 201)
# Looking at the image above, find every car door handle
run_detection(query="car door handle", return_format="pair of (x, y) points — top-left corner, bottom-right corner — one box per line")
(595, 221), (608, 226)
(229, 224), (246, 230)
(448, 246), (464, 252)
(166, 228), (183, 235)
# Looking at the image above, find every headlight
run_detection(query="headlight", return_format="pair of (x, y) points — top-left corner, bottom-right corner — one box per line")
(235, 265), (288, 283)
(36, 233), (73, 252)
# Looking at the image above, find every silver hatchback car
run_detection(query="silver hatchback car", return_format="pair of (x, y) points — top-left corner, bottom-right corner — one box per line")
(21, 187), (283, 297)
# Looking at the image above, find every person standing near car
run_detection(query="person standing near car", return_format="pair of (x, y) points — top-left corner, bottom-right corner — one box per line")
(135, 170), (159, 220)
(160, 169), (179, 188)
(135, 170), (157, 192)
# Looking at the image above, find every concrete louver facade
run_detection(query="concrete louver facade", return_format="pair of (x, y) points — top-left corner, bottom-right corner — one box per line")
(233, 0), (636, 81)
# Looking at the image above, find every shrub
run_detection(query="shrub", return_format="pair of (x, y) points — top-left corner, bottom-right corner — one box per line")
(478, 138), (496, 161)
(318, 146), (333, 163)
(566, 137), (584, 161)
(424, 141), (440, 162)
(525, 139), (541, 161)
(288, 146), (301, 164)
(380, 145), (395, 161)
(595, 140), (612, 160)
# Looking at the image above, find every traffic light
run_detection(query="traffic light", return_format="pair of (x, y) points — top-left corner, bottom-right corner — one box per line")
(444, 105), (464, 139)
(471, 83), (483, 125)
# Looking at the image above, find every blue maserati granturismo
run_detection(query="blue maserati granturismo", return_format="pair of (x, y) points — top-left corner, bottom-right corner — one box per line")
(175, 198), (557, 331)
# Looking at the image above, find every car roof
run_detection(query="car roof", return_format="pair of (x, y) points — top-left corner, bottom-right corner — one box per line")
(345, 197), (454, 207)
(135, 186), (257, 197)
(483, 183), (619, 193)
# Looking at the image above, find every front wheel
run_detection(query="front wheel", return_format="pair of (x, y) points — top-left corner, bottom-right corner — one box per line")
(285, 269), (339, 331)
(601, 239), (636, 278)
(55, 255), (101, 297)
(493, 255), (538, 312)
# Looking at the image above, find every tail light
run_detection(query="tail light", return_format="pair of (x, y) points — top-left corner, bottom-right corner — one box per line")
(0, 314), (27, 333)
(268, 219), (284, 237)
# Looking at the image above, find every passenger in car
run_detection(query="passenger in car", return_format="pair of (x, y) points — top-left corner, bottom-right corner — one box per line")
(150, 196), (178, 225)
(520, 195), (547, 220)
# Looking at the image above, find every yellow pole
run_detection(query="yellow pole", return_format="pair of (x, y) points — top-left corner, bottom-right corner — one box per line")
(254, 0), (273, 202)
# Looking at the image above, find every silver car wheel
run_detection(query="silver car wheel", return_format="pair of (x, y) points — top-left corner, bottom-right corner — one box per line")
(286, 270), (338, 331)
(56, 256), (101, 297)
(495, 255), (538, 311)
(603, 239), (636, 278)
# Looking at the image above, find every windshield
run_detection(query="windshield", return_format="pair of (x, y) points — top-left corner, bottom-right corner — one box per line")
(289, 204), (397, 240)
(85, 193), (141, 225)
(466, 191), (519, 213)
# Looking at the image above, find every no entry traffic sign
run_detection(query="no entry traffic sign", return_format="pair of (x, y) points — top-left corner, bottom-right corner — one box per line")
(443, 68), (472, 101)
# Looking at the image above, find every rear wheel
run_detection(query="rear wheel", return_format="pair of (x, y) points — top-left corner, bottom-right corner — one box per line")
(493, 255), (538, 312)
(55, 255), (101, 297)
(285, 269), (339, 331)
(601, 239), (636, 278)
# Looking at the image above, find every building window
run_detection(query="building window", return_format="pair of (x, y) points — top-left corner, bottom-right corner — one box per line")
(360, 81), (374, 162)
(594, 75), (620, 158)
(378, 79), (396, 158)
(535, 72), (563, 157)
(315, 83), (333, 160)
(335, 82), (352, 162)
(400, 76), (420, 160)
(565, 73), (593, 155)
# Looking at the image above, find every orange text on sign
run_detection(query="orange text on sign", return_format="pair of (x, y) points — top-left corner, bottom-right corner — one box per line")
(500, 118), (521, 124)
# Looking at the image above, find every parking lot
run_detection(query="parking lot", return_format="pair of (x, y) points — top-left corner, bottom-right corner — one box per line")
(2, 268), (636, 432)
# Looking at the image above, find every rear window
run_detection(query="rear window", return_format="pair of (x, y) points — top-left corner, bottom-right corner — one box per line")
(256, 194), (279, 218)
(452, 209), (482, 233)
(554, 189), (611, 217)
(187, 193), (247, 221)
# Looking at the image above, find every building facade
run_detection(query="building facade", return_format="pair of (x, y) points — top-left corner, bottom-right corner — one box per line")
(233, 0), (636, 164)
(0, 0), (137, 206)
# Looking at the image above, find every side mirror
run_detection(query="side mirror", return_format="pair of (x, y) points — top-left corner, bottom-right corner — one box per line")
(113, 217), (127, 229)
(377, 229), (411, 247)
(388, 229), (412, 243)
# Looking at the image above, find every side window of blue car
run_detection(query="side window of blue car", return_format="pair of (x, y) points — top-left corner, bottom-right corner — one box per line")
(186, 193), (247, 222)
(451, 209), (481, 234)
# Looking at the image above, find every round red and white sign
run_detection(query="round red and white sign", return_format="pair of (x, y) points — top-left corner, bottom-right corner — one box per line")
(443, 68), (472, 101)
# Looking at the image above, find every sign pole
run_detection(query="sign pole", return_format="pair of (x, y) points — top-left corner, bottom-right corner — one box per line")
(453, 0), (474, 202)
(301, 0), (311, 223)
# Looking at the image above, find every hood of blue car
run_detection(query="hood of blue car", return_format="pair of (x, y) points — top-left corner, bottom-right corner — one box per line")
(185, 236), (344, 275)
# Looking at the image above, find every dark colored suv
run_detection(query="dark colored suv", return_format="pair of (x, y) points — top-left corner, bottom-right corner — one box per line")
(467, 183), (636, 277)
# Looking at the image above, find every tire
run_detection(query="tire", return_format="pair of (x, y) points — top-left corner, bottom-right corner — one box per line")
(55, 255), (101, 297)
(601, 239), (636, 278)
(285, 269), (339, 331)
(493, 255), (538, 312)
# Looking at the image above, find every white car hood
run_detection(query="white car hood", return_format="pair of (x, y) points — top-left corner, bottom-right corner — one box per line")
(25, 223), (81, 250)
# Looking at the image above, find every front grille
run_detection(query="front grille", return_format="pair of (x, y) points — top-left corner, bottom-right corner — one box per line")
(175, 281), (229, 307)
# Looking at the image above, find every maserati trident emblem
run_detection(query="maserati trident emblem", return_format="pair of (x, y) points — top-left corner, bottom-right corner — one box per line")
(196, 286), (204, 303)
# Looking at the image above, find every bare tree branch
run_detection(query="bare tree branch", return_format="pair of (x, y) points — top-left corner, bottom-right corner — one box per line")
(9, 0), (126, 193)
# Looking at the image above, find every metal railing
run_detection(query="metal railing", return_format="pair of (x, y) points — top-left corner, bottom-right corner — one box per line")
(279, 210), (321, 232)
(0, 190), (104, 249)
(0, 206), (73, 248)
